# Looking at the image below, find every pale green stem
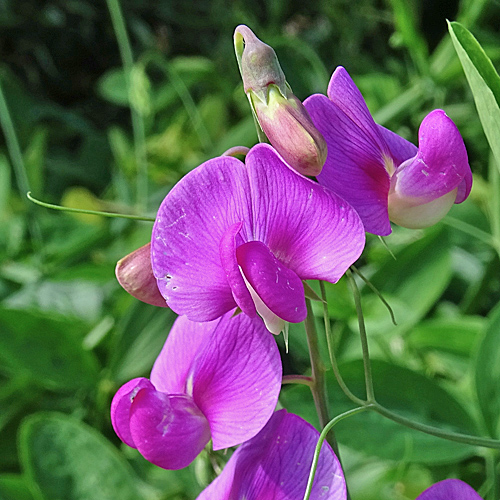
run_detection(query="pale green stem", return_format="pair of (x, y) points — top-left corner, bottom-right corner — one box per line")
(345, 269), (375, 403)
(443, 215), (500, 253)
(282, 374), (314, 387)
(490, 152), (500, 255)
(106, 0), (148, 211)
(304, 299), (340, 458)
(27, 193), (155, 222)
(0, 76), (44, 263)
(302, 406), (371, 500)
(320, 281), (365, 406)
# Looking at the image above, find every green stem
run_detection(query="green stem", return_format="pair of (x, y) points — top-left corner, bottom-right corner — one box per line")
(320, 281), (365, 406)
(302, 406), (371, 500)
(373, 402), (500, 449)
(27, 193), (155, 222)
(443, 215), (500, 253)
(0, 76), (44, 263)
(486, 451), (499, 500)
(346, 269), (375, 403)
(304, 298), (339, 457)
(282, 375), (314, 387)
(106, 0), (148, 211)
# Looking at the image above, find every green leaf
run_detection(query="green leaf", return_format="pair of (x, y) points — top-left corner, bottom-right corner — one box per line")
(0, 308), (99, 391)
(20, 413), (144, 500)
(448, 21), (500, 171)
(282, 359), (477, 464)
(361, 228), (453, 336)
(96, 68), (129, 106)
(0, 474), (37, 500)
(475, 302), (500, 438)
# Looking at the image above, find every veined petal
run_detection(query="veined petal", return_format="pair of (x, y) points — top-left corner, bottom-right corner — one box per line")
(391, 110), (470, 204)
(305, 92), (391, 235)
(115, 243), (168, 307)
(237, 241), (306, 324)
(150, 315), (220, 394)
(377, 125), (418, 167)
(246, 143), (365, 282)
(151, 156), (253, 321)
(416, 479), (482, 500)
(219, 222), (257, 317)
(110, 377), (154, 448)
(197, 410), (346, 500)
(191, 312), (281, 450)
(129, 390), (211, 470)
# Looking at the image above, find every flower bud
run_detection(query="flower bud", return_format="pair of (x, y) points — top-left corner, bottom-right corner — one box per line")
(234, 25), (327, 177)
(115, 243), (167, 308)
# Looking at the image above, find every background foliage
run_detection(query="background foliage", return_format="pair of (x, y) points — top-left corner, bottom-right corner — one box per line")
(1, 0), (500, 499)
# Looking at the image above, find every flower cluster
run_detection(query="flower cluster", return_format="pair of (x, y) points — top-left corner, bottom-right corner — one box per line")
(112, 24), (478, 500)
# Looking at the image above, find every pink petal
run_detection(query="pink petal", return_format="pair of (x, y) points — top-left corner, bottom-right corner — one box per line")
(149, 315), (219, 394)
(237, 241), (306, 323)
(391, 110), (470, 204)
(129, 389), (211, 470)
(305, 92), (391, 235)
(151, 155), (253, 321)
(197, 410), (346, 500)
(246, 144), (365, 281)
(191, 312), (281, 450)
(219, 222), (257, 317)
(115, 243), (168, 307)
(110, 377), (154, 448)
(416, 479), (482, 500)
(377, 124), (418, 166)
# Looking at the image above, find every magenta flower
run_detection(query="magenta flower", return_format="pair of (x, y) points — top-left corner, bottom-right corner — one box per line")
(197, 409), (346, 500)
(110, 311), (281, 470)
(151, 143), (365, 333)
(304, 67), (472, 235)
(416, 479), (482, 499)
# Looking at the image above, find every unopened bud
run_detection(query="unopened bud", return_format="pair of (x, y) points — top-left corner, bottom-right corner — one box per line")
(234, 25), (327, 177)
(115, 243), (167, 308)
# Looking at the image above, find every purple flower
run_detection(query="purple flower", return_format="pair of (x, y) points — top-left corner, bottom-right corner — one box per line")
(304, 67), (472, 235)
(111, 311), (282, 470)
(197, 409), (346, 500)
(416, 479), (482, 499)
(151, 143), (365, 333)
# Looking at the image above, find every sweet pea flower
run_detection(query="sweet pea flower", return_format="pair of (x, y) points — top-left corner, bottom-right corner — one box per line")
(416, 479), (482, 499)
(111, 311), (281, 470)
(197, 409), (347, 500)
(304, 67), (472, 235)
(151, 143), (365, 334)
(234, 25), (327, 177)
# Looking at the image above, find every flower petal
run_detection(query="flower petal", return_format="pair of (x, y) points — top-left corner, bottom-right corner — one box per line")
(391, 110), (470, 204)
(416, 479), (482, 500)
(305, 92), (391, 235)
(150, 315), (220, 394)
(151, 156), (253, 321)
(197, 410), (346, 500)
(237, 240), (306, 323)
(246, 143), (365, 281)
(115, 243), (168, 307)
(377, 124), (418, 166)
(219, 222), (257, 317)
(110, 377), (154, 448)
(129, 389), (211, 470)
(191, 312), (281, 450)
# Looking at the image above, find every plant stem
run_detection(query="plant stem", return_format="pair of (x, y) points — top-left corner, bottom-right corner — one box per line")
(106, 0), (148, 211)
(282, 374), (314, 387)
(346, 269), (375, 403)
(302, 406), (371, 500)
(27, 192), (155, 222)
(304, 298), (339, 457)
(320, 281), (365, 406)
(486, 451), (499, 500)
(0, 75), (44, 264)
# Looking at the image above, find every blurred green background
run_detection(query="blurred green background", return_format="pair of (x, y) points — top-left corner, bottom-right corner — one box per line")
(1, 0), (500, 499)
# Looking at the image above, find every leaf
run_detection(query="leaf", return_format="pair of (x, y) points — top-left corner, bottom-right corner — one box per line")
(96, 68), (129, 106)
(0, 307), (99, 391)
(360, 227), (453, 335)
(20, 413), (144, 500)
(448, 21), (500, 171)
(281, 359), (477, 464)
(475, 302), (500, 438)
(0, 474), (37, 500)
